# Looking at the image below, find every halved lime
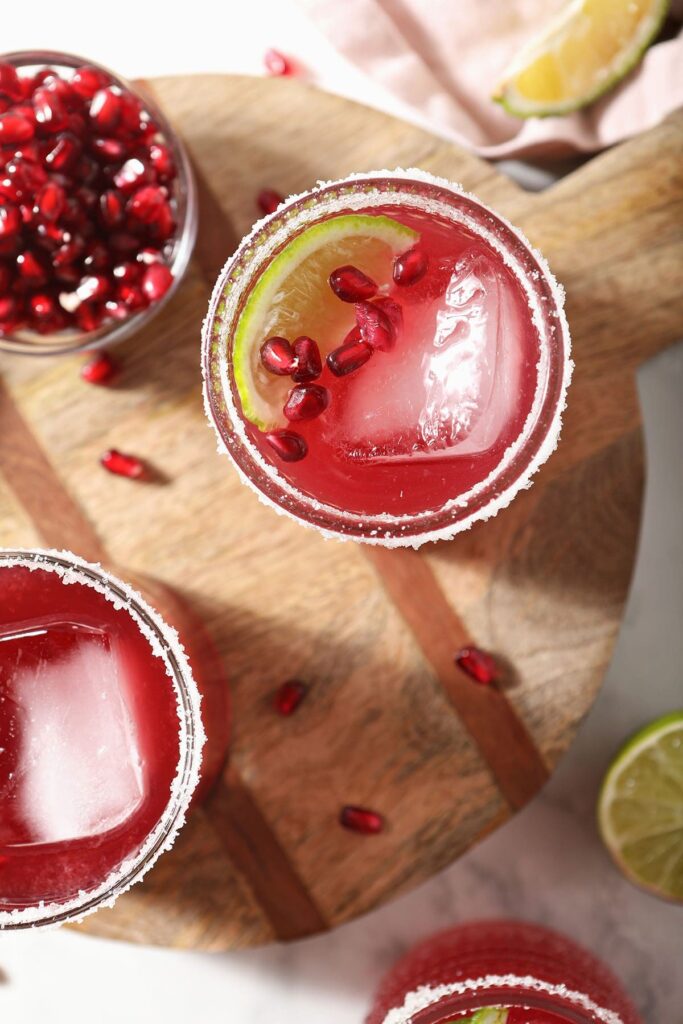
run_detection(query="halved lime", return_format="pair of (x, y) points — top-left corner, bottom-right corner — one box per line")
(598, 710), (683, 902)
(493, 0), (670, 118)
(233, 214), (418, 430)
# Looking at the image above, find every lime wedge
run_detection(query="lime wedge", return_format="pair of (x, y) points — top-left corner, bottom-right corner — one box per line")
(493, 0), (670, 118)
(233, 214), (418, 430)
(444, 1010), (509, 1024)
(598, 710), (683, 902)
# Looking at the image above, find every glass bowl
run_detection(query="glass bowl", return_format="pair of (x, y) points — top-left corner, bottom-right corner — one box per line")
(0, 50), (197, 357)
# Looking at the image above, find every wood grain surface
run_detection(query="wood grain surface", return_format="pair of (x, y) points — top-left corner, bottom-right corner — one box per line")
(0, 74), (681, 950)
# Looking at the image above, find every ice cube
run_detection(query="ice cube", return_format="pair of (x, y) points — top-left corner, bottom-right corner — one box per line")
(0, 620), (144, 846)
(335, 249), (523, 463)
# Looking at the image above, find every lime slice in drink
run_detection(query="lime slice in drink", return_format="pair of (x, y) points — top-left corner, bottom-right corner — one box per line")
(445, 1011), (509, 1024)
(597, 710), (683, 902)
(233, 214), (418, 430)
(493, 0), (670, 118)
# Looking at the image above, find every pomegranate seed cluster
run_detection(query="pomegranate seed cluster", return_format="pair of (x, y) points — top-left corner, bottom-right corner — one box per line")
(0, 61), (179, 338)
(260, 245), (427, 463)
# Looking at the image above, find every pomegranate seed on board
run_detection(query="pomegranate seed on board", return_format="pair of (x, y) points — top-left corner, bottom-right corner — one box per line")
(274, 680), (308, 715)
(263, 49), (292, 76)
(329, 264), (377, 303)
(100, 448), (145, 479)
(81, 350), (116, 384)
(0, 112), (34, 145)
(455, 646), (499, 685)
(393, 245), (428, 286)
(141, 263), (173, 302)
(260, 336), (295, 375)
(327, 338), (373, 377)
(355, 300), (395, 351)
(257, 188), (284, 216)
(283, 384), (329, 422)
(265, 430), (308, 462)
(292, 336), (322, 383)
(340, 806), (384, 835)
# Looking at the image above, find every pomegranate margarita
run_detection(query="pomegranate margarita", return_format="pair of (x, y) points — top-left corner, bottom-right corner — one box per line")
(0, 548), (228, 929)
(367, 920), (641, 1024)
(203, 171), (571, 544)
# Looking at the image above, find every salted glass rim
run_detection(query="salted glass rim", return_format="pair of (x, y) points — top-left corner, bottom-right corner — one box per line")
(380, 975), (625, 1024)
(0, 49), (198, 357)
(201, 168), (572, 547)
(0, 547), (205, 930)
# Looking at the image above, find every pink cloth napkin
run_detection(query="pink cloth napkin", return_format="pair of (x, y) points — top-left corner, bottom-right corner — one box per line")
(297, 0), (683, 157)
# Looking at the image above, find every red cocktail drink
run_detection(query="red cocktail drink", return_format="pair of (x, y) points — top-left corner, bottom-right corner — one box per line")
(367, 920), (641, 1024)
(203, 171), (571, 544)
(0, 548), (228, 928)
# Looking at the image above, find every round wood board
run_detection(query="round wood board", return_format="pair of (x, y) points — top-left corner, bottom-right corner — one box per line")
(0, 74), (681, 950)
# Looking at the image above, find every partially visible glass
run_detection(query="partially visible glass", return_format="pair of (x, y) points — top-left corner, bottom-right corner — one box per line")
(366, 920), (641, 1024)
(0, 548), (228, 929)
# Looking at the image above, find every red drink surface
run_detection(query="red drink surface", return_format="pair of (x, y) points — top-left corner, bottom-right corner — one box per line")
(246, 205), (541, 517)
(367, 921), (641, 1024)
(0, 564), (182, 912)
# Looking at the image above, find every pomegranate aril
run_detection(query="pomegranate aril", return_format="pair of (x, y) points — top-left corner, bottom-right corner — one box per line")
(148, 201), (174, 242)
(127, 185), (167, 224)
(77, 274), (110, 303)
(116, 283), (146, 310)
(71, 66), (111, 101)
(103, 300), (130, 321)
(265, 430), (308, 463)
(91, 136), (126, 162)
(0, 112), (34, 145)
(136, 246), (162, 265)
(274, 679), (308, 715)
(455, 646), (499, 685)
(89, 88), (122, 133)
(355, 300), (395, 351)
(148, 142), (175, 182)
(35, 222), (70, 250)
(81, 350), (116, 384)
(100, 448), (145, 479)
(340, 806), (384, 835)
(113, 157), (151, 193)
(393, 245), (428, 286)
(36, 180), (66, 221)
(99, 188), (124, 227)
(109, 231), (139, 254)
(77, 154), (99, 184)
(0, 263), (11, 293)
(29, 293), (57, 319)
(75, 302), (103, 332)
(327, 338), (373, 377)
(283, 383), (329, 422)
(0, 203), (21, 238)
(83, 241), (109, 270)
(292, 335), (322, 383)
(141, 263), (173, 302)
(260, 335), (295, 376)
(0, 65), (23, 103)
(374, 296), (403, 337)
(263, 49), (293, 76)
(0, 295), (17, 319)
(257, 188), (284, 216)
(112, 261), (140, 283)
(45, 132), (81, 172)
(329, 264), (377, 303)
(33, 88), (67, 132)
(16, 250), (47, 285)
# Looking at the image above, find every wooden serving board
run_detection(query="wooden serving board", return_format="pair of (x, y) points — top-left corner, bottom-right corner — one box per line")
(0, 75), (681, 950)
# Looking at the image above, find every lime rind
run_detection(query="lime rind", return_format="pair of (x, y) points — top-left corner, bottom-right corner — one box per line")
(493, 0), (671, 118)
(232, 213), (418, 430)
(598, 710), (683, 903)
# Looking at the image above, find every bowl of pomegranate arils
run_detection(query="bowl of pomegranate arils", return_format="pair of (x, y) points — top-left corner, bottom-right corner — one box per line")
(0, 51), (197, 355)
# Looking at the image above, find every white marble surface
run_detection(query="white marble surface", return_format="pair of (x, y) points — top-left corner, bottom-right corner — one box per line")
(1, 4), (682, 1020)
